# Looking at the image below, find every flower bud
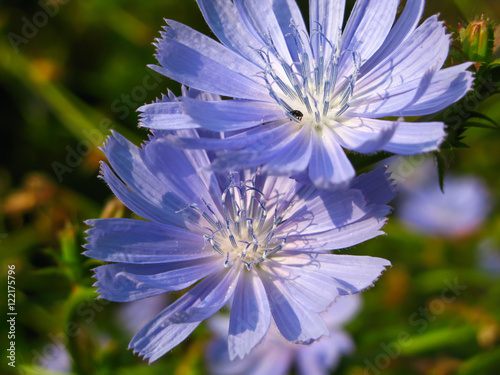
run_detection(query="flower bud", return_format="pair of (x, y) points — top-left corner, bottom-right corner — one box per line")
(459, 16), (495, 66)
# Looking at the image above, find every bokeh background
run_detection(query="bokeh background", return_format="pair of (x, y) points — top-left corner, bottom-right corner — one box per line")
(1, 0), (500, 374)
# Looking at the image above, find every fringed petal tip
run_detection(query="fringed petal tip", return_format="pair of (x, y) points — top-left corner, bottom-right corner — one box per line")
(128, 347), (156, 364)
(348, 258), (391, 295)
(83, 218), (99, 228)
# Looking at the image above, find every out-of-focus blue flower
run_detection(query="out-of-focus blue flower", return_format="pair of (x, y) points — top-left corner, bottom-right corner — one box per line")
(398, 172), (490, 238)
(139, 0), (473, 188)
(83, 132), (394, 362)
(117, 295), (169, 336)
(207, 295), (361, 375)
(36, 343), (72, 374)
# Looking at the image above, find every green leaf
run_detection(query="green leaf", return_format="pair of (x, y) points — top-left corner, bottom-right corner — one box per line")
(400, 325), (477, 356)
(467, 111), (499, 126)
(454, 141), (471, 148)
(457, 347), (500, 375)
(59, 224), (83, 281)
(465, 121), (500, 130)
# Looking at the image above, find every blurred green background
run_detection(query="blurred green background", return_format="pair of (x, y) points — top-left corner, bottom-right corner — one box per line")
(1, 0), (500, 374)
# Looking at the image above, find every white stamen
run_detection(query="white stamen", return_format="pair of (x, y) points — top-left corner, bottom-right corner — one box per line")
(259, 20), (362, 129)
(195, 174), (288, 270)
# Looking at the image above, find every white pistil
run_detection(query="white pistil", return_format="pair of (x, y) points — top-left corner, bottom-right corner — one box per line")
(258, 20), (362, 129)
(195, 176), (286, 270)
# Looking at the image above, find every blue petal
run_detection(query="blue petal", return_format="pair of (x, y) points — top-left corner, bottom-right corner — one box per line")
(100, 133), (162, 195)
(273, 252), (391, 295)
(352, 63), (473, 118)
(94, 264), (167, 302)
(138, 101), (198, 130)
(281, 204), (391, 252)
(161, 20), (261, 79)
(339, 0), (399, 78)
(259, 269), (329, 343)
(398, 63), (474, 116)
(107, 260), (219, 292)
(170, 120), (290, 151)
(210, 123), (301, 170)
(262, 123), (313, 175)
(196, 0), (263, 63)
(350, 168), (396, 205)
(309, 0), (345, 59)
(130, 267), (239, 363)
(84, 218), (208, 264)
(308, 128), (355, 188)
(142, 137), (224, 216)
(334, 117), (397, 153)
(101, 132), (194, 226)
(234, 0), (293, 64)
(382, 121), (445, 155)
(276, 189), (370, 237)
(181, 97), (283, 132)
(272, 0), (308, 62)
(153, 29), (266, 99)
(228, 270), (271, 360)
(317, 254), (391, 295)
(262, 261), (340, 313)
(93, 257), (219, 302)
(355, 16), (450, 96)
(168, 130), (224, 210)
(186, 88), (221, 102)
(308, 131), (334, 189)
(361, 0), (425, 75)
(100, 162), (188, 228)
(256, 174), (308, 216)
(350, 67), (438, 117)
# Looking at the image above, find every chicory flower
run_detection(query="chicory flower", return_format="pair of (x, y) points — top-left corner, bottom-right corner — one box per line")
(83, 131), (394, 362)
(139, 0), (474, 188)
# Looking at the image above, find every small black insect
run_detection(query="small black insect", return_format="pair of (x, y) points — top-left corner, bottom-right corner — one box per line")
(289, 110), (303, 121)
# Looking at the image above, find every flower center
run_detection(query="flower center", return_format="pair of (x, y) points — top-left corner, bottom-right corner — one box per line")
(195, 174), (287, 270)
(258, 21), (360, 128)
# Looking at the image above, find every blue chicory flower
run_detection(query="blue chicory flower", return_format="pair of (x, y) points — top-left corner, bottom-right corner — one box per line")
(207, 295), (361, 375)
(83, 131), (394, 362)
(139, 0), (474, 188)
(396, 163), (490, 237)
(36, 344), (72, 374)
